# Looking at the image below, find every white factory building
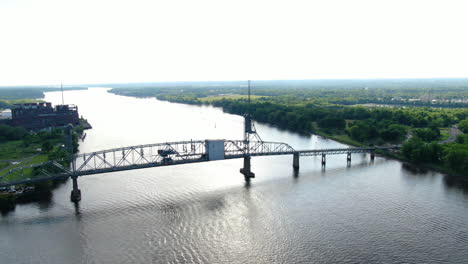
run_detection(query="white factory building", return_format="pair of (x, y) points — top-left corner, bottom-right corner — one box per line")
(0, 109), (12, 119)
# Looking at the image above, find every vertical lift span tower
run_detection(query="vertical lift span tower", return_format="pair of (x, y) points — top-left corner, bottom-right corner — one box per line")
(239, 80), (263, 182)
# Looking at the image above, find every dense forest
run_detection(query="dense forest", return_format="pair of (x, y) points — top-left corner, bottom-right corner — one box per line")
(109, 80), (468, 176)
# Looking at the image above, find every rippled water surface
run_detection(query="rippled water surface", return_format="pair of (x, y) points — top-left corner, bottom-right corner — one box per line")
(1, 88), (467, 263)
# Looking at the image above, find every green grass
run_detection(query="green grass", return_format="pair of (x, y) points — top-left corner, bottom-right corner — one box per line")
(440, 128), (450, 141)
(29, 154), (48, 164)
(314, 131), (368, 147)
(0, 154), (48, 182)
(0, 163), (9, 170)
(199, 94), (267, 102)
(0, 141), (48, 181)
(0, 141), (41, 160)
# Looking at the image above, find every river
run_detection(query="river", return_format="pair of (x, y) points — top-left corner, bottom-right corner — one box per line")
(1, 88), (467, 263)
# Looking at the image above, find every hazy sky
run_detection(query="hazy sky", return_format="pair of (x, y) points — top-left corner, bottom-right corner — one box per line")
(1, 0), (467, 85)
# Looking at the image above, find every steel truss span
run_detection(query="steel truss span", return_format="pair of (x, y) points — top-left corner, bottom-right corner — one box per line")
(0, 139), (398, 187)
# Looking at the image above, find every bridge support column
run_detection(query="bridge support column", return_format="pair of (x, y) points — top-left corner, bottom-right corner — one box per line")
(370, 151), (375, 161)
(70, 176), (81, 203)
(293, 153), (299, 170)
(347, 152), (351, 166)
(321, 154), (326, 167)
(240, 156), (255, 182)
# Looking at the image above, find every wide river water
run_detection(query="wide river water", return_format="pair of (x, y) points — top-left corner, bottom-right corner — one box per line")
(1, 88), (468, 263)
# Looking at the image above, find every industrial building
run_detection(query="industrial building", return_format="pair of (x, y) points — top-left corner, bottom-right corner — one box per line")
(6, 102), (80, 130)
(0, 109), (11, 119)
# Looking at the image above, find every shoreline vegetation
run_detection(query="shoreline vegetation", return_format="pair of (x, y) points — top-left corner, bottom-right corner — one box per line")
(107, 82), (468, 178)
(0, 118), (92, 213)
(0, 87), (90, 214)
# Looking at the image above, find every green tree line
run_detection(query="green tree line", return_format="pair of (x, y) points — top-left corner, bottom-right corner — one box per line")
(109, 85), (468, 175)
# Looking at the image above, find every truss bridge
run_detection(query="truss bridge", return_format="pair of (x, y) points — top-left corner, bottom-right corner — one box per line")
(0, 138), (398, 202)
(0, 81), (399, 203)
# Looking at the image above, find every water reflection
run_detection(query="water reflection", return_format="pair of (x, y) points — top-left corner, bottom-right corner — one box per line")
(443, 175), (468, 196)
(73, 202), (81, 216)
(0, 205), (15, 216)
(293, 169), (299, 180)
(203, 197), (226, 212)
(401, 162), (430, 175)
(401, 162), (468, 196)
(1, 190), (54, 215)
(243, 180), (252, 189)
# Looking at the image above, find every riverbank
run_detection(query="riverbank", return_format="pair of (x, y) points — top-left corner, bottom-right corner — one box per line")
(79, 118), (92, 130)
(281, 123), (466, 179)
(312, 130), (367, 147)
(0, 122), (92, 214)
(315, 129), (467, 179)
(113, 91), (467, 178)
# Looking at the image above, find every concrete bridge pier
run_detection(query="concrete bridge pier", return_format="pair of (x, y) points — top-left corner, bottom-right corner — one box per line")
(240, 156), (255, 182)
(321, 154), (326, 167)
(347, 152), (352, 166)
(370, 151), (375, 161)
(70, 176), (81, 203)
(293, 153), (299, 170)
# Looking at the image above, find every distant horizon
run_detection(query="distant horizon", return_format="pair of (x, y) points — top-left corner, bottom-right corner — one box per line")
(2, 76), (468, 88)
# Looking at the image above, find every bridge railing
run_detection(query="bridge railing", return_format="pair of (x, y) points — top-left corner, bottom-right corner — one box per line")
(297, 146), (399, 156)
(0, 139), (399, 187)
(0, 158), (74, 187)
(74, 140), (209, 174)
(0, 140), (210, 186)
(224, 140), (296, 158)
(0, 139), (297, 186)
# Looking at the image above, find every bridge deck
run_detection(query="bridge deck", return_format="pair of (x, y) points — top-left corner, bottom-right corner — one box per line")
(0, 139), (398, 187)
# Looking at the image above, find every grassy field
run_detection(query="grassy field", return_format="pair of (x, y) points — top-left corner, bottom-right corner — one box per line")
(0, 141), (41, 160)
(0, 154), (48, 181)
(0, 140), (47, 182)
(314, 131), (368, 147)
(0, 163), (9, 170)
(440, 128), (450, 141)
(199, 94), (267, 102)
